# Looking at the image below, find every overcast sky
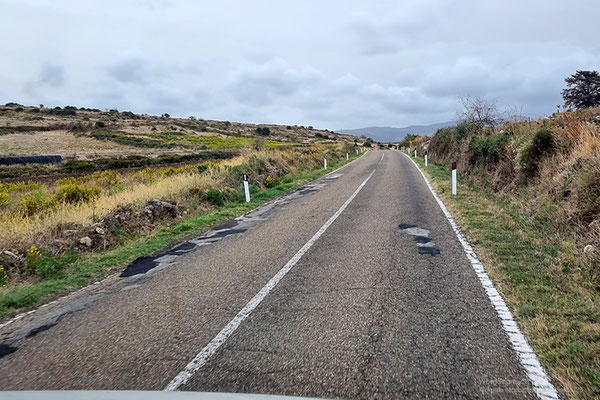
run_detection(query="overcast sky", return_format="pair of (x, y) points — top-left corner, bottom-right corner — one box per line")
(1, 0), (599, 129)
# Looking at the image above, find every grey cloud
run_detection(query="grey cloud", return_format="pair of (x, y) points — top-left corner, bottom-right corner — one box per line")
(2, 0), (599, 129)
(228, 58), (324, 106)
(106, 50), (148, 84)
(24, 63), (65, 93)
(37, 64), (65, 87)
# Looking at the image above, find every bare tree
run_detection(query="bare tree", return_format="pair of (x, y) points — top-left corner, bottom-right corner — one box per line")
(457, 96), (501, 132)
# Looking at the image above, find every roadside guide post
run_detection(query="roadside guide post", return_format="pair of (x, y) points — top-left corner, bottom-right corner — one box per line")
(324, 157), (327, 170)
(451, 162), (457, 195)
(243, 173), (251, 203)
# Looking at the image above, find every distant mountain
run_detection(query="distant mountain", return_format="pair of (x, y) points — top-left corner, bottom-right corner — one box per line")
(339, 121), (457, 142)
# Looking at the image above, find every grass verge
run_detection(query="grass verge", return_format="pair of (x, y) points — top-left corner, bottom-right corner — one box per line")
(0, 154), (361, 321)
(408, 152), (599, 400)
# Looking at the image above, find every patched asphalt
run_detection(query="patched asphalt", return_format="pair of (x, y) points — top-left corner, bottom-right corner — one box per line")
(0, 150), (536, 399)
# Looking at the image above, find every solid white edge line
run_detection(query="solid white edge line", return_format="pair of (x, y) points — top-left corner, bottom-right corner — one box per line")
(164, 168), (377, 391)
(401, 152), (559, 400)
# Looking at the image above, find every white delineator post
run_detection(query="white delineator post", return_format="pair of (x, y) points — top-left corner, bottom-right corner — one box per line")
(414, 149), (417, 158)
(346, 152), (349, 160)
(243, 173), (251, 203)
(324, 157), (327, 170)
(425, 153), (428, 167)
(451, 162), (457, 195)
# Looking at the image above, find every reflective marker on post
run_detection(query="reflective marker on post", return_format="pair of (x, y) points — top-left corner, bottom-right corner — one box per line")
(243, 173), (251, 203)
(451, 162), (457, 195)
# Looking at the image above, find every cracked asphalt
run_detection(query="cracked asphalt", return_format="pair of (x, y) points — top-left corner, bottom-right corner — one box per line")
(0, 150), (536, 398)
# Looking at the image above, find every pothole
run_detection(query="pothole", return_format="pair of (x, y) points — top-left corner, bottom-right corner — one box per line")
(397, 223), (441, 255)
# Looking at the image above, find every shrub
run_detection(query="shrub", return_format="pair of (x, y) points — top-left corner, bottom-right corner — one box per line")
(247, 155), (268, 174)
(203, 188), (225, 206)
(519, 129), (555, 176)
(95, 121), (106, 128)
(94, 170), (120, 187)
(256, 127), (270, 136)
(455, 120), (475, 140)
(265, 175), (276, 188)
(0, 192), (9, 207)
(54, 183), (101, 204)
(469, 132), (509, 165)
(21, 190), (53, 215)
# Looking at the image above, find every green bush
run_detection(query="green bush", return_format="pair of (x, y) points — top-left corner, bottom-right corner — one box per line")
(455, 121), (475, 140)
(256, 127), (270, 136)
(203, 188), (225, 206)
(469, 132), (509, 165)
(54, 183), (101, 204)
(519, 129), (555, 176)
(95, 121), (106, 128)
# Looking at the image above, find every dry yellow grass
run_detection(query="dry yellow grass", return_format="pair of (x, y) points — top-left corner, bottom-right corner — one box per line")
(0, 148), (300, 251)
(0, 148), (319, 252)
(0, 172), (219, 250)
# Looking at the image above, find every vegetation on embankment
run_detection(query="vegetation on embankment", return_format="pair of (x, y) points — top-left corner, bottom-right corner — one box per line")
(0, 145), (360, 319)
(403, 107), (600, 399)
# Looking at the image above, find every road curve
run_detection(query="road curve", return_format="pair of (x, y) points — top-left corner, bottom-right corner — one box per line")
(0, 149), (538, 398)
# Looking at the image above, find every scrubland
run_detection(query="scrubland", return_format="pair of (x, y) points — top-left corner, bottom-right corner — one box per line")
(403, 108), (600, 399)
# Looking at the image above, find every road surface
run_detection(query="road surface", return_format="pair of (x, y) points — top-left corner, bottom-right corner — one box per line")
(0, 150), (544, 398)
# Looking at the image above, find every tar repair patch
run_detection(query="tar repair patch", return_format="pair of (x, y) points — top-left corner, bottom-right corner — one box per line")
(397, 223), (441, 255)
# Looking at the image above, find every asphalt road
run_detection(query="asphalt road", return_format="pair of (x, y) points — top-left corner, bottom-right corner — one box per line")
(0, 150), (539, 398)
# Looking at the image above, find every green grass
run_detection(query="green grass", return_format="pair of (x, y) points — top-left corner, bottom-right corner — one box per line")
(409, 152), (600, 399)
(0, 153), (361, 320)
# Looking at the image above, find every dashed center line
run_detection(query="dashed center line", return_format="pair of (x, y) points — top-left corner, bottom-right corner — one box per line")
(164, 167), (377, 391)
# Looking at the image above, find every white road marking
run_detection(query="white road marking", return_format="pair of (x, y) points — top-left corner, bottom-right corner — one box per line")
(402, 152), (559, 400)
(378, 152), (384, 164)
(165, 168), (377, 391)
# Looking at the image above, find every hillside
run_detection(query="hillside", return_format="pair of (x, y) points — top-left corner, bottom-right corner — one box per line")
(0, 103), (356, 158)
(340, 121), (456, 142)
